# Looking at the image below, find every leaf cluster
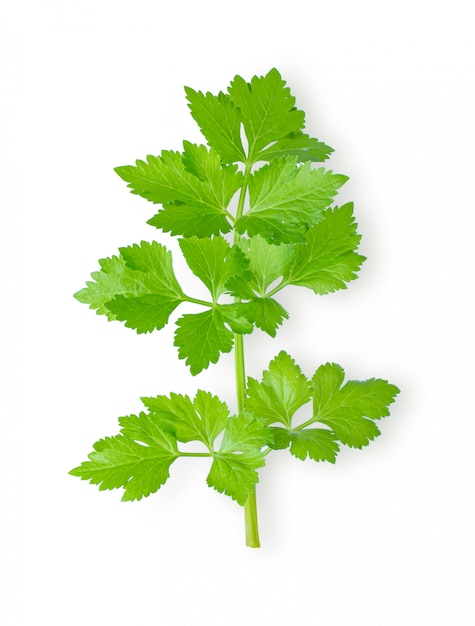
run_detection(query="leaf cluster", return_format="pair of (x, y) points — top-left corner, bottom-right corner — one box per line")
(70, 391), (271, 505)
(74, 69), (365, 374)
(247, 351), (399, 460)
(70, 351), (399, 502)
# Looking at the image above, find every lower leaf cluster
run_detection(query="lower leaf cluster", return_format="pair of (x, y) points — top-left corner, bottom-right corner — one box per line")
(70, 352), (399, 506)
(70, 392), (271, 506)
(247, 351), (400, 461)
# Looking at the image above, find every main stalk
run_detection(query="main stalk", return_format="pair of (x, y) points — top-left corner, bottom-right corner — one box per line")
(234, 332), (260, 548)
(233, 162), (260, 547)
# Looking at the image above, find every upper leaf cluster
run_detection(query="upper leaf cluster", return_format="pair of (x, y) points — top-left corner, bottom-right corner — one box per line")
(185, 68), (332, 166)
(115, 68), (339, 244)
(75, 68), (364, 375)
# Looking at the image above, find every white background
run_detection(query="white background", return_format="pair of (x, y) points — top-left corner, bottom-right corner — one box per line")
(2, 1), (474, 624)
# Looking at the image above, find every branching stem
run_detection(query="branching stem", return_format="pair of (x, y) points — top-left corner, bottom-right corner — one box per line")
(178, 452), (212, 457)
(183, 295), (214, 308)
(266, 278), (288, 298)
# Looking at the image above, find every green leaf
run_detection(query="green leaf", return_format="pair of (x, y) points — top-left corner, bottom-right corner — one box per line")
(218, 303), (254, 334)
(220, 412), (272, 452)
(311, 363), (400, 448)
(179, 236), (249, 300)
(284, 203), (366, 294)
(287, 429), (340, 463)
(246, 351), (311, 428)
(106, 294), (181, 334)
(206, 452), (265, 506)
(228, 68), (305, 161)
(105, 241), (184, 333)
(147, 202), (230, 238)
(184, 87), (246, 163)
(115, 148), (240, 237)
(69, 418), (179, 501)
(237, 235), (295, 295)
(269, 426), (340, 462)
(207, 413), (270, 505)
(141, 391), (229, 450)
(241, 297), (289, 337)
(268, 427), (292, 450)
(74, 241), (184, 332)
(181, 142), (244, 206)
(257, 132), (333, 163)
(224, 275), (256, 300)
(74, 254), (141, 320)
(192, 391), (230, 445)
(236, 158), (347, 243)
(119, 241), (176, 279)
(118, 411), (172, 447)
(114, 149), (201, 204)
(174, 309), (234, 375)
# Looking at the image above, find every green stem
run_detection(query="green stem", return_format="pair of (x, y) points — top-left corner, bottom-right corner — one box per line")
(235, 162), (251, 224)
(295, 393), (318, 431)
(266, 278), (288, 298)
(233, 161), (261, 547)
(179, 452), (212, 457)
(244, 485), (260, 548)
(235, 333), (261, 548)
(294, 417), (316, 431)
(183, 295), (214, 308)
(234, 333), (247, 412)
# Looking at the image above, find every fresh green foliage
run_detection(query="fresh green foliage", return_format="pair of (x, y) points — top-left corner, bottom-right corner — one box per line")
(247, 351), (399, 458)
(71, 69), (399, 547)
(70, 392), (271, 505)
(74, 241), (185, 331)
(236, 158), (347, 243)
